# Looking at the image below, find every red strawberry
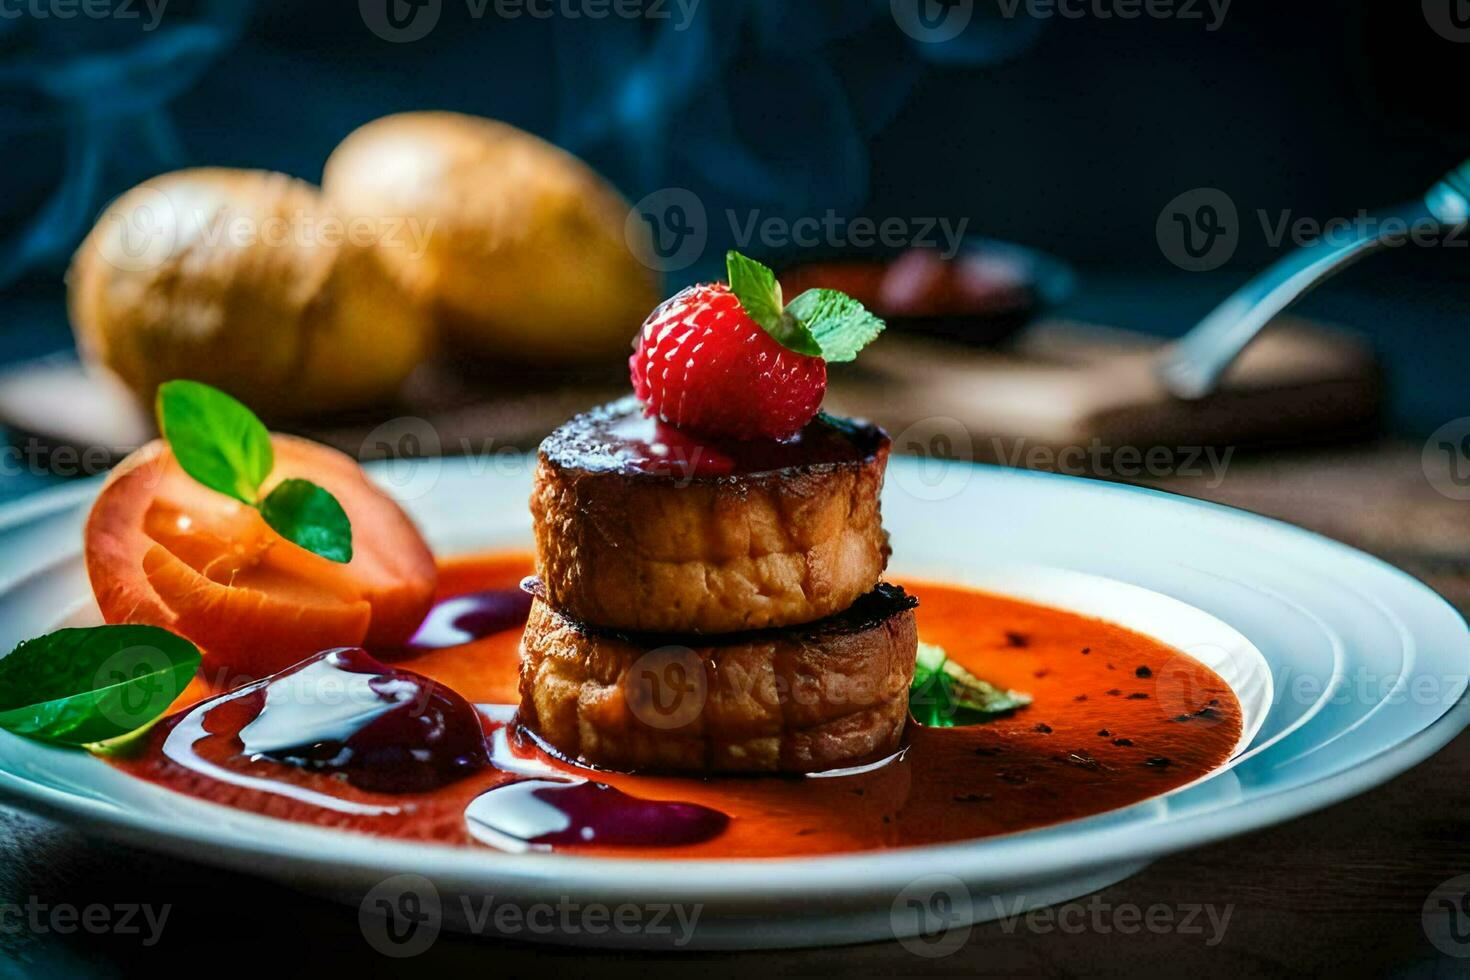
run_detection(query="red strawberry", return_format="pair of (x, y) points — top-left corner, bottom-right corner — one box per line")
(629, 252), (886, 442)
(630, 282), (827, 441)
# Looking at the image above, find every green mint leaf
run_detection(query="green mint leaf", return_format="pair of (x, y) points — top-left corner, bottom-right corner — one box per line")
(726, 251), (822, 357)
(0, 626), (199, 745)
(726, 251), (784, 328)
(910, 642), (1031, 728)
(724, 251), (887, 361)
(260, 479), (354, 563)
(784, 288), (886, 363)
(157, 380), (274, 505)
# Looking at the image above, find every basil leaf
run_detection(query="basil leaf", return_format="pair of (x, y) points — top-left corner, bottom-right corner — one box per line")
(910, 642), (1031, 728)
(0, 626), (199, 745)
(260, 479), (354, 563)
(726, 251), (822, 357)
(785, 288), (886, 363)
(157, 380), (274, 505)
(85, 722), (160, 759)
(155, 381), (355, 563)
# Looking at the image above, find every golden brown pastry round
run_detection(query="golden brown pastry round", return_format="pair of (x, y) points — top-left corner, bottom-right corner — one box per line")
(518, 583), (918, 773)
(531, 398), (892, 635)
(322, 111), (661, 366)
(67, 168), (430, 419)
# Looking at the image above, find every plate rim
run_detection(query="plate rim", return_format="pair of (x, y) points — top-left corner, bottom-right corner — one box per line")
(1, 692), (1466, 901)
(0, 459), (1465, 903)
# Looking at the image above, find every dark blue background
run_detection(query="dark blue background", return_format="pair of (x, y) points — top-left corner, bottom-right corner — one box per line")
(1, 0), (1467, 506)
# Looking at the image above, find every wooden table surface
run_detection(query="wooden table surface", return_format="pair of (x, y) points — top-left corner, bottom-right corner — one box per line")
(2, 441), (1467, 977)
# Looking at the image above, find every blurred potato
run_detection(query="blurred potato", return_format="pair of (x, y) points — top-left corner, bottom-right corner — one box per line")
(68, 168), (431, 419)
(322, 111), (661, 366)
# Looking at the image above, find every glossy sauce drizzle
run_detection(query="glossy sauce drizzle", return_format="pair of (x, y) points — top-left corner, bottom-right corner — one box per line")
(466, 780), (730, 851)
(112, 553), (1244, 858)
(158, 646), (490, 803)
(541, 397), (885, 481)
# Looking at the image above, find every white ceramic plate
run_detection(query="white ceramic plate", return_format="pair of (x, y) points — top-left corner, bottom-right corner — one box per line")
(0, 457), (1466, 950)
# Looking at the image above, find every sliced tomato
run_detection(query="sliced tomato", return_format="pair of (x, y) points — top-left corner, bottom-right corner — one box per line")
(85, 435), (436, 680)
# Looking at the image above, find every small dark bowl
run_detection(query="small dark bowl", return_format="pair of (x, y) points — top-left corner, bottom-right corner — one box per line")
(774, 238), (1075, 348)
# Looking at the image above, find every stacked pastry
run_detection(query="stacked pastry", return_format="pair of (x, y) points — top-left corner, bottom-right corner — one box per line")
(518, 397), (919, 773)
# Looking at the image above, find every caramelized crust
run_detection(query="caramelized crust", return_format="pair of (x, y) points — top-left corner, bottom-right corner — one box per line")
(531, 399), (892, 634)
(518, 584), (919, 773)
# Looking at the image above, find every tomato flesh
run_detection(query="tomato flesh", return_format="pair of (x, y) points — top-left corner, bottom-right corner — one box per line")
(86, 436), (436, 679)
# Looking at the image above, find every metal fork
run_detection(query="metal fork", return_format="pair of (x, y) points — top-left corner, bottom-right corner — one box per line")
(1156, 162), (1470, 400)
